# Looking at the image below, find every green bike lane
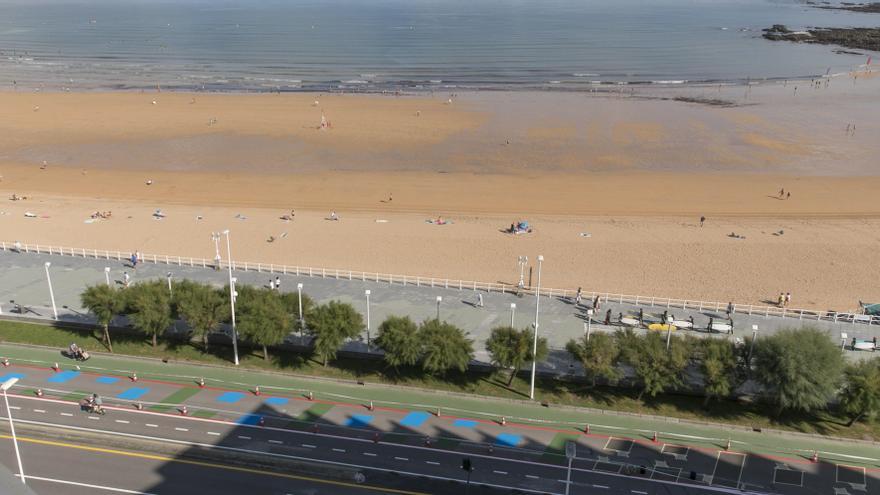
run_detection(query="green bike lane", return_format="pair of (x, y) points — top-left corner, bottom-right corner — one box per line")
(1, 342), (877, 475)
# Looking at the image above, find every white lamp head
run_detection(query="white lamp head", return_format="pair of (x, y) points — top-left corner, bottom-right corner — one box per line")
(537, 255), (544, 262)
(365, 289), (371, 296)
(44, 262), (51, 268)
(510, 303), (516, 309)
(436, 296), (442, 302)
(297, 283), (303, 290)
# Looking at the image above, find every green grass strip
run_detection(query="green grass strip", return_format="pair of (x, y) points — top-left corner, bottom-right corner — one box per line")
(60, 390), (92, 402)
(297, 402), (334, 422)
(192, 410), (217, 419)
(148, 387), (203, 412)
(541, 432), (581, 464)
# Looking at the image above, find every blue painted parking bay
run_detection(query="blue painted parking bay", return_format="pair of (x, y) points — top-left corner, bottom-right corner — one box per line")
(345, 415), (373, 428)
(47, 370), (80, 383)
(399, 411), (431, 428)
(495, 433), (523, 447)
(96, 376), (119, 384)
(216, 392), (245, 403)
(117, 388), (150, 400)
(453, 419), (477, 428)
(236, 414), (262, 426)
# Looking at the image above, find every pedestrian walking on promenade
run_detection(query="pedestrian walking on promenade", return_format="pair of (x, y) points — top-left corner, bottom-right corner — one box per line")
(593, 295), (601, 311)
(123, 272), (130, 287)
(726, 301), (734, 317)
(268, 278), (275, 290)
(275, 276), (281, 291)
(604, 309), (611, 325)
(130, 252), (138, 269)
(477, 293), (484, 308)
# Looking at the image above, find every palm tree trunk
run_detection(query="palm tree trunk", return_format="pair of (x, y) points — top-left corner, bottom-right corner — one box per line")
(263, 345), (269, 361)
(203, 332), (210, 352)
(104, 324), (113, 353)
(152, 332), (157, 347)
(702, 394), (712, 408)
(507, 364), (519, 386)
(847, 411), (864, 427)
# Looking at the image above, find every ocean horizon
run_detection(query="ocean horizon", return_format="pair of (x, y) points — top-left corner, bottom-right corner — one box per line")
(0, 0), (876, 93)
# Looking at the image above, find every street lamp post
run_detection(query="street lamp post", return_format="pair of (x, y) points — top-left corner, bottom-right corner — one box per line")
(211, 232), (222, 270)
(529, 255), (544, 400)
(510, 303), (516, 327)
(297, 283), (304, 336)
(104, 267), (111, 287)
(2, 377), (25, 485)
(365, 289), (372, 349)
(222, 228), (240, 366)
(166, 272), (173, 297)
(586, 309), (594, 340)
(44, 262), (57, 320)
(517, 256), (528, 288)
(436, 296), (442, 321)
(749, 324), (758, 358)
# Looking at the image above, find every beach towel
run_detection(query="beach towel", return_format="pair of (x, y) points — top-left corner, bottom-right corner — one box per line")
(24, 212), (37, 218)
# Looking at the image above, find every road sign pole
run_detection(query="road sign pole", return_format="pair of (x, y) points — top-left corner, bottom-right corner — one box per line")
(564, 440), (576, 495)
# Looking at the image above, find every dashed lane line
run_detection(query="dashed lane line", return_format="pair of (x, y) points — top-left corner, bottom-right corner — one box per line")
(87, 416), (100, 420)
(632, 491), (648, 494)
(364, 452), (377, 457)
(525, 475), (540, 479)
(145, 424), (158, 428)
(207, 432), (220, 436)
(394, 457), (409, 461)
(238, 435), (251, 440)
(8, 406), (20, 410)
(33, 409), (46, 413)
(332, 448), (346, 453)
(493, 470), (508, 475)
(174, 427), (189, 432)
(301, 444), (317, 449)
(426, 461), (440, 465)
(593, 485), (609, 489)
(60, 412), (73, 417)
(115, 420), (130, 424)
(268, 440), (283, 445)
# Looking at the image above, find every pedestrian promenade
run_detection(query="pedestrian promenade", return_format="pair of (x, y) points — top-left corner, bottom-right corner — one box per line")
(1, 250), (876, 368)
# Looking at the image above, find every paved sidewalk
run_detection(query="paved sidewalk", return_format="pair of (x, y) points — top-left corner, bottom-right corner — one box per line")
(1, 250), (877, 369)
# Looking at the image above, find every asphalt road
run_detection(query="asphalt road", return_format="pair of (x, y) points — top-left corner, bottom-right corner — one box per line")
(0, 393), (787, 495)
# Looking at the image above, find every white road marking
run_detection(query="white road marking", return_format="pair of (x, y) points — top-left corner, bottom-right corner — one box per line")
(557, 479), (568, 483)
(268, 440), (283, 444)
(238, 435), (251, 440)
(5, 402), (759, 495)
(426, 461), (440, 465)
(145, 424), (158, 428)
(33, 409), (46, 413)
(593, 485), (609, 489)
(394, 457), (409, 461)
(207, 431), (220, 436)
(115, 420), (130, 424)
(493, 470), (508, 475)
(87, 416), (100, 420)
(17, 474), (157, 494)
(332, 448), (346, 453)
(526, 475), (540, 479)
(174, 427), (189, 432)
(301, 444), (317, 449)
(60, 412), (73, 417)
(632, 491), (648, 494)
(8, 406), (20, 410)
(363, 452), (377, 457)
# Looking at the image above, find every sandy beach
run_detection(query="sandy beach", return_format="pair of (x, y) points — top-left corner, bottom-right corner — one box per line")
(1, 73), (879, 311)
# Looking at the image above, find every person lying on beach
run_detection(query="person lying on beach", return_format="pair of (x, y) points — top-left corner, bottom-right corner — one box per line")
(327, 211), (339, 221)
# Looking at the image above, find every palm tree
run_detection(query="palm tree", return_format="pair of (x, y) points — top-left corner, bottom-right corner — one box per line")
(125, 281), (172, 347)
(236, 286), (291, 361)
(420, 319), (474, 375)
(486, 326), (548, 385)
(375, 316), (421, 372)
(174, 281), (229, 352)
(80, 284), (124, 352)
(306, 301), (363, 366)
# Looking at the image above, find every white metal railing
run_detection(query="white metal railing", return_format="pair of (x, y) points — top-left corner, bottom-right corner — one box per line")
(2, 239), (877, 326)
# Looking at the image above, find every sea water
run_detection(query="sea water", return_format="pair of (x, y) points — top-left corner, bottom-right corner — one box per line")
(0, 0), (875, 92)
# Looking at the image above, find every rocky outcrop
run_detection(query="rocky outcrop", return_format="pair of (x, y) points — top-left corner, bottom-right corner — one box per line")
(763, 24), (880, 51)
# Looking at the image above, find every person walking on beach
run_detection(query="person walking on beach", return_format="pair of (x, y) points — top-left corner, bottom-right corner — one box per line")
(726, 301), (734, 317)
(778, 292), (785, 307)
(786, 192), (790, 200)
(778, 188), (785, 198)
(785, 292), (791, 307)
(699, 216), (705, 227)
(575, 287), (582, 306)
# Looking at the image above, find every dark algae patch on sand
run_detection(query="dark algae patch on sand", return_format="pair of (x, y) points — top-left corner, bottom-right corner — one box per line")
(811, 2), (880, 14)
(763, 24), (880, 52)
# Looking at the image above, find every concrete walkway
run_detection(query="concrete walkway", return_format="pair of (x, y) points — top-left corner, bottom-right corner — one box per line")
(1, 250), (877, 369)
